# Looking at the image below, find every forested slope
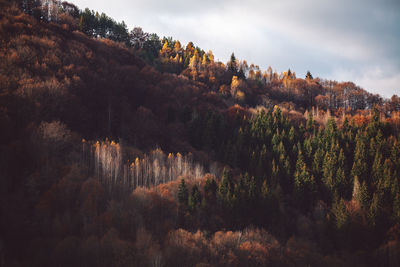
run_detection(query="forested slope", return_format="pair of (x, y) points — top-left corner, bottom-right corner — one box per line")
(1, 1), (400, 266)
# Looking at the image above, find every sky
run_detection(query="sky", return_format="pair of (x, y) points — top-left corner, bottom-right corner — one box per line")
(71, 0), (400, 98)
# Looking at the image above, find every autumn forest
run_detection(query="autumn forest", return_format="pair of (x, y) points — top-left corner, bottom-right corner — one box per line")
(1, 0), (400, 266)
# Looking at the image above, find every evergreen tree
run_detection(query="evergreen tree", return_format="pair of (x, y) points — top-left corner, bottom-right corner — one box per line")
(178, 179), (188, 205)
(368, 192), (382, 227)
(372, 150), (383, 183)
(227, 53), (238, 75)
(188, 185), (202, 212)
(312, 147), (324, 178)
(352, 176), (369, 208)
(322, 145), (338, 192)
(305, 71), (313, 80)
(294, 149), (315, 210)
(204, 178), (218, 196)
(351, 132), (368, 182)
(219, 167), (233, 202)
(332, 198), (349, 230)
(306, 112), (314, 132)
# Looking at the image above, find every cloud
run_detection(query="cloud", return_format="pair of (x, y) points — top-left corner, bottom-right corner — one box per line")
(71, 0), (400, 97)
(331, 65), (400, 98)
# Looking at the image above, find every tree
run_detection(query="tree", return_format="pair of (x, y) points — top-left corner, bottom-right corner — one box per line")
(294, 149), (315, 210)
(227, 53), (238, 75)
(188, 185), (201, 212)
(207, 50), (214, 63)
(351, 132), (368, 182)
(178, 179), (188, 205)
(79, 8), (97, 36)
(368, 192), (382, 227)
(219, 167), (233, 205)
(204, 178), (217, 196)
(332, 198), (349, 230)
(322, 145), (338, 193)
(305, 71), (313, 80)
(111, 21), (129, 44)
(129, 27), (149, 49)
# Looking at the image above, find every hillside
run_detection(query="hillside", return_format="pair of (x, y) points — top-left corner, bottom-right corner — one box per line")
(1, 1), (400, 266)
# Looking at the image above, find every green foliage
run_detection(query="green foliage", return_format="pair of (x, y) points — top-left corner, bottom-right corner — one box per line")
(204, 178), (217, 195)
(227, 52), (238, 75)
(178, 179), (188, 205)
(188, 185), (201, 212)
(218, 167), (234, 208)
(332, 198), (349, 230)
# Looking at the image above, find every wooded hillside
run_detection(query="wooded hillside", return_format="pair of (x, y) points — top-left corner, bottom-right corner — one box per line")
(1, 1), (400, 266)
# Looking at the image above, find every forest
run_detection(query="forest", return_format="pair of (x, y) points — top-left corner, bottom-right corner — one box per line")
(0, 0), (400, 266)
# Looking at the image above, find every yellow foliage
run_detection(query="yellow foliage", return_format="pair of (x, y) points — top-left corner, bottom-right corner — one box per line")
(202, 54), (207, 65)
(189, 55), (197, 69)
(173, 53), (179, 63)
(230, 76), (240, 96)
(231, 76), (239, 86)
(235, 90), (245, 103)
(161, 40), (168, 51)
(193, 49), (199, 60)
(208, 50), (214, 62)
(174, 41), (181, 52)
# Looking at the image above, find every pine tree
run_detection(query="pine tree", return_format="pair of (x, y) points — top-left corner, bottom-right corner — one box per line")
(178, 179), (188, 205)
(322, 145), (338, 192)
(294, 149), (315, 209)
(261, 180), (269, 200)
(305, 71), (313, 80)
(188, 185), (202, 212)
(372, 150), (383, 183)
(306, 112), (314, 132)
(324, 118), (337, 148)
(312, 147), (324, 178)
(368, 192), (382, 227)
(219, 167), (233, 200)
(247, 176), (258, 203)
(351, 132), (368, 182)
(204, 178), (217, 196)
(352, 176), (369, 208)
(227, 53), (238, 74)
(332, 198), (349, 230)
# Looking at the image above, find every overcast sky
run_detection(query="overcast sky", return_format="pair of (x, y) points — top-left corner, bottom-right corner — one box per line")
(71, 0), (400, 98)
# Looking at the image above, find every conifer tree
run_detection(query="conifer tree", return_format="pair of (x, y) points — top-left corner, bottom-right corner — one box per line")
(294, 149), (315, 209)
(178, 179), (188, 205)
(204, 178), (217, 196)
(188, 185), (201, 212)
(351, 132), (368, 182)
(352, 176), (369, 208)
(227, 53), (238, 75)
(372, 150), (383, 183)
(305, 71), (313, 80)
(312, 147), (324, 178)
(332, 198), (349, 230)
(368, 192), (382, 227)
(219, 167), (233, 201)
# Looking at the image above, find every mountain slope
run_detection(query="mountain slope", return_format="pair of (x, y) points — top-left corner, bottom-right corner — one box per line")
(1, 1), (400, 266)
